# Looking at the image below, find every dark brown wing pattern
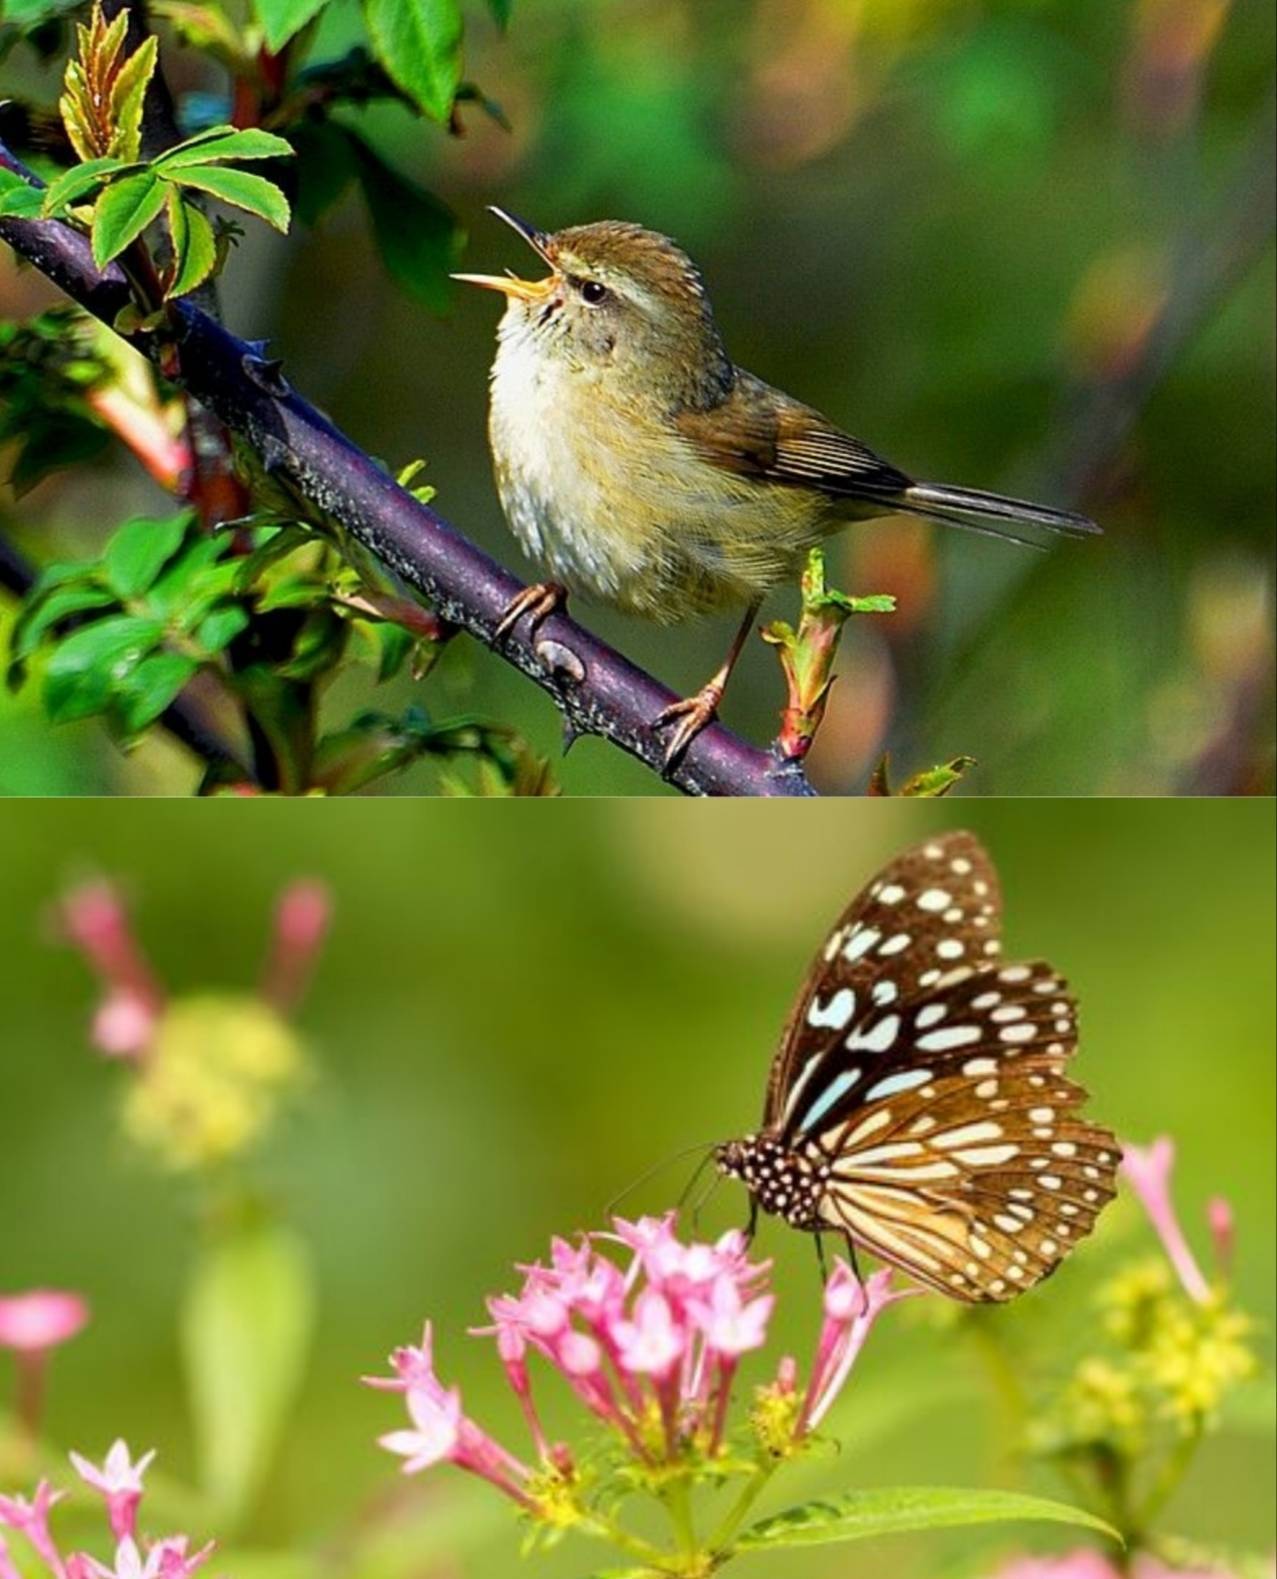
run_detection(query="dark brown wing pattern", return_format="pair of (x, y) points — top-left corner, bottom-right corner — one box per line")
(761, 833), (1117, 1303)
(677, 372), (913, 501)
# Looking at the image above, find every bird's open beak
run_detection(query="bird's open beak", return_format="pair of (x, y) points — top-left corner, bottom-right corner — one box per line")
(452, 206), (558, 301)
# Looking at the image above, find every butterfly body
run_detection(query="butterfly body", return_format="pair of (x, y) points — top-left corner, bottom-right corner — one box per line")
(716, 832), (1118, 1304)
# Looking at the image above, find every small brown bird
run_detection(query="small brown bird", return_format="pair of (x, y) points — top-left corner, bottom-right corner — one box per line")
(456, 209), (1098, 766)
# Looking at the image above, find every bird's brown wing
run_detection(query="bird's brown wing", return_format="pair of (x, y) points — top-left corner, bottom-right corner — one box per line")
(675, 372), (913, 501)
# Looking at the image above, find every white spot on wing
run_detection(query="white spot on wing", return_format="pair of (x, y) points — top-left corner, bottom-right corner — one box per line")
(807, 988), (856, 1030)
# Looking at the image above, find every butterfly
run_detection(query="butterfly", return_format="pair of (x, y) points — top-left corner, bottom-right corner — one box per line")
(714, 831), (1118, 1302)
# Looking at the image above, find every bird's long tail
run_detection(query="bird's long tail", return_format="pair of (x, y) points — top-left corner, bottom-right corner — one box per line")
(900, 482), (1100, 550)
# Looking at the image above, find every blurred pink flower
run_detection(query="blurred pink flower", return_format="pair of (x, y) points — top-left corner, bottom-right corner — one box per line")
(261, 881), (331, 1011)
(995, 1552), (1240, 1578)
(55, 883), (163, 1056)
(91, 991), (160, 1061)
(83, 1534), (213, 1579)
(1121, 1138), (1211, 1302)
(1206, 1196), (1234, 1280)
(3, 1451), (216, 1579)
(0, 1291), (89, 1354)
(69, 1443), (156, 1542)
(373, 1214), (912, 1502)
(0, 1482), (66, 1570)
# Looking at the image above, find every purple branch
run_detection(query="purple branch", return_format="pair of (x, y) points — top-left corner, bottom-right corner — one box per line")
(0, 145), (813, 798)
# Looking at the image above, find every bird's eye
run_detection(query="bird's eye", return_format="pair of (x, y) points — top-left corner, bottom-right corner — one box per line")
(580, 279), (608, 305)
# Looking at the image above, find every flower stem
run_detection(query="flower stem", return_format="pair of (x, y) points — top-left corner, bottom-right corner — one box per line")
(663, 1476), (698, 1560)
(706, 1462), (777, 1557)
(1133, 1416), (1204, 1538)
(15, 1350), (47, 1440)
(577, 1513), (671, 1570)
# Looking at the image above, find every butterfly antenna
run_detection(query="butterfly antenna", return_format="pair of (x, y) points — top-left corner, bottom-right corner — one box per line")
(604, 1138), (724, 1220)
(688, 1170), (724, 1233)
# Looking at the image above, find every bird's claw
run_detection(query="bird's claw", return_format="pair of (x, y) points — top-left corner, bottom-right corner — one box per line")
(653, 682), (724, 772)
(494, 581), (568, 644)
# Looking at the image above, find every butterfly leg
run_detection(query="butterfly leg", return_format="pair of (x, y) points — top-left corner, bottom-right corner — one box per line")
(814, 1233), (829, 1283)
(843, 1234), (870, 1314)
(744, 1198), (759, 1245)
(653, 600), (761, 771)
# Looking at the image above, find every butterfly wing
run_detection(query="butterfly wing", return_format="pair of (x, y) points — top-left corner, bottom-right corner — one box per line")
(763, 832), (1116, 1303)
(764, 830), (1003, 1133)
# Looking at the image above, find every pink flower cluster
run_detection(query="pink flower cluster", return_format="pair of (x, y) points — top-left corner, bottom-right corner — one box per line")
(368, 1214), (916, 1504)
(0, 1445), (213, 1579)
(54, 878), (331, 1059)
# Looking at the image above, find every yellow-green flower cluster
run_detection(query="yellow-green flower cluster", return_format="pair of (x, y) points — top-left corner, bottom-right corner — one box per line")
(122, 993), (307, 1171)
(1033, 1256), (1257, 1462)
(749, 1377), (803, 1459)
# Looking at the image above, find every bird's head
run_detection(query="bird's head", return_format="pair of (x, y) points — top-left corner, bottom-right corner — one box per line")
(454, 208), (733, 409)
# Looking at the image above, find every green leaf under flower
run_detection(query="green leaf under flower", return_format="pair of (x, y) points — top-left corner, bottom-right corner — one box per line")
(733, 1485), (1120, 1552)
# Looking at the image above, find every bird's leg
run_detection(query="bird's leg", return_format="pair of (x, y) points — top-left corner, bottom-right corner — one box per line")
(493, 581), (568, 643)
(652, 599), (761, 771)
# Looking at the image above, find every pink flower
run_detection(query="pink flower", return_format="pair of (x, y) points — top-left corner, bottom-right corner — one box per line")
(379, 1384), (464, 1473)
(800, 1263), (919, 1432)
(1, 1534), (22, 1579)
(54, 883), (163, 1051)
(91, 991), (159, 1061)
(1121, 1138), (1210, 1303)
(261, 881), (331, 1011)
(688, 1274), (773, 1359)
(993, 1553), (1241, 1579)
(0, 1291), (89, 1353)
(69, 1442), (156, 1542)
(362, 1323), (447, 1395)
(1207, 1196), (1235, 1279)
(82, 1535), (212, 1579)
(611, 1289), (686, 1378)
(368, 1332), (532, 1506)
(0, 1481), (66, 1571)
(372, 1216), (916, 1504)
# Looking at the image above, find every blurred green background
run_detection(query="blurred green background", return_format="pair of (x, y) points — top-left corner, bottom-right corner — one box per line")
(2, 0), (1274, 795)
(1, 797), (1272, 1574)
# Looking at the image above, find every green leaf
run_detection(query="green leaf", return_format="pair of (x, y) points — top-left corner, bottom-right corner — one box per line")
(486, 0), (512, 25)
(43, 613), (164, 722)
(182, 1216), (315, 1530)
(91, 170), (166, 266)
(155, 125), (294, 170)
(350, 135), (462, 313)
(162, 164), (291, 233)
(40, 156), (126, 216)
(233, 524), (312, 592)
(735, 1487), (1119, 1553)
(103, 512), (191, 598)
(252, 0), (327, 52)
(9, 582), (117, 670)
(108, 32), (158, 162)
(195, 605), (250, 653)
(0, 179), (46, 218)
(117, 650), (199, 731)
(363, 0), (463, 122)
(900, 755), (978, 798)
(165, 187), (219, 299)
